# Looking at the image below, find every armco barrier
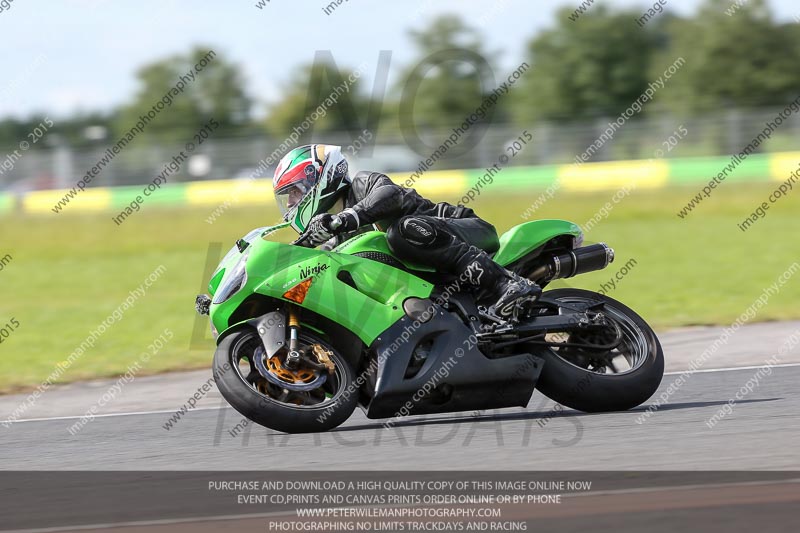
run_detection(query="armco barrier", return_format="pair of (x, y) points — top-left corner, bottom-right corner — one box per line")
(3, 151), (799, 215)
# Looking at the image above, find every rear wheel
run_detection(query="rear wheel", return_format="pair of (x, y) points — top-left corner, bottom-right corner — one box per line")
(213, 328), (358, 433)
(532, 288), (664, 412)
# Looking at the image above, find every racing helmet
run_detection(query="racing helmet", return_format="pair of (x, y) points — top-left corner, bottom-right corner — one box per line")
(272, 144), (351, 233)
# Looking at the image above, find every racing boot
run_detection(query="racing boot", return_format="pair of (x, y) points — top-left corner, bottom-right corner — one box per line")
(456, 247), (542, 320)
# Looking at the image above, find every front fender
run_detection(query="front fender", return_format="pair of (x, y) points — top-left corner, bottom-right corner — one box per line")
(216, 310), (286, 358)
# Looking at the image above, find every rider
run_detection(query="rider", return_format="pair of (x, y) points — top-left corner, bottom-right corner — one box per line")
(272, 144), (541, 318)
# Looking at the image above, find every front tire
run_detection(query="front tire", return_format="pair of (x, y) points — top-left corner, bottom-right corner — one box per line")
(213, 329), (358, 433)
(533, 288), (664, 412)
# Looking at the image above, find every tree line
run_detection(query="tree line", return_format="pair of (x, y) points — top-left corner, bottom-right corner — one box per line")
(1, 0), (798, 151)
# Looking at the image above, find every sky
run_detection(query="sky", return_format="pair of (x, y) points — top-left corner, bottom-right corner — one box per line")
(1, 0), (798, 120)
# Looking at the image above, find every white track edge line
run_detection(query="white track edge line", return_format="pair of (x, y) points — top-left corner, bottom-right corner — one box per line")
(4, 363), (800, 425)
(2, 405), (232, 425)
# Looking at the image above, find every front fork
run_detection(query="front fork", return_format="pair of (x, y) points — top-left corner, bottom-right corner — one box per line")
(284, 304), (302, 369)
(277, 304), (335, 375)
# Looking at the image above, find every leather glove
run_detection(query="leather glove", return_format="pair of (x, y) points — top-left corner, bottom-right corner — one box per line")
(295, 209), (359, 248)
(295, 209), (358, 248)
(333, 208), (359, 233)
(297, 214), (336, 248)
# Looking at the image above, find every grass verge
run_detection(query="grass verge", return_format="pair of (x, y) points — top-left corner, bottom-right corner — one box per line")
(0, 181), (797, 391)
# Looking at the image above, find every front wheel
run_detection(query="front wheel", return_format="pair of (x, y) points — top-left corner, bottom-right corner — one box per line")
(532, 288), (664, 412)
(213, 329), (358, 433)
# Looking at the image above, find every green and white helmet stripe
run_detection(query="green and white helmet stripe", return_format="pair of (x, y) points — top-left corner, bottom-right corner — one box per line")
(273, 144), (351, 233)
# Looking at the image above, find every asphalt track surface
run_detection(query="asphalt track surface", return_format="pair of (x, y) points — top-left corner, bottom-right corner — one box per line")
(2, 320), (799, 471)
(2, 322), (799, 532)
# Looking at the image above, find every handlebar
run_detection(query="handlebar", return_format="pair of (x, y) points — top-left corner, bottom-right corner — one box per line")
(291, 215), (342, 246)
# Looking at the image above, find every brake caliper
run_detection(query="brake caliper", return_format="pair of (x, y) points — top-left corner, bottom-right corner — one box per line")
(311, 345), (336, 374)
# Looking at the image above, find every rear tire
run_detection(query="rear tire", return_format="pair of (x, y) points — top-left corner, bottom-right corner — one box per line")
(213, 329), (358, 433)
(534, 288), (664, 412)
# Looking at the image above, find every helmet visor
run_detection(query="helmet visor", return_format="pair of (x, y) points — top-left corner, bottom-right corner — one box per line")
(275, 183), (312, 220)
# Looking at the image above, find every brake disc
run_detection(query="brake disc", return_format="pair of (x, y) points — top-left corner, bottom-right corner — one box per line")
(252, 346), (327, 392)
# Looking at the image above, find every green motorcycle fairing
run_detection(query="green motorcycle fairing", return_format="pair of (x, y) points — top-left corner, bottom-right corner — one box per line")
(332, 230), (436, 271)
(493, 220), (583, 266)
(208, 219), (582, 347)
(330, 219), (583, 270)
(210, 231), (433, 346)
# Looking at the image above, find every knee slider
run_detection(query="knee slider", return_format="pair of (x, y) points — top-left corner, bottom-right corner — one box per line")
(397, 217), (437, 246)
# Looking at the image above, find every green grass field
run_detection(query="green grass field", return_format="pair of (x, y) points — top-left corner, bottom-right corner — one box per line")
(1, 181), (798, 392)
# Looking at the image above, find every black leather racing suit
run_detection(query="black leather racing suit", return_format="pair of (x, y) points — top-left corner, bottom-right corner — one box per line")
(323, 171), (500, 276)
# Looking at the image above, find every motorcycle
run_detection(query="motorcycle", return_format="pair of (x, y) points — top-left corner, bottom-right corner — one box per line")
(196, 218), (664, 433)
